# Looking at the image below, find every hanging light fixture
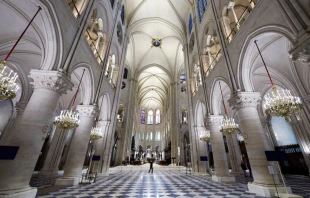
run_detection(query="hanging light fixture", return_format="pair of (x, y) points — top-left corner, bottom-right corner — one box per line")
(53, 69), (85, 130)
(0, 6), (42, 101)
(254, 40), (303, 118)
(89, 95), (104, 141)
(199, 129), (211, 142)
(90, 124), (102, 141)
(218, 82), (239, 135)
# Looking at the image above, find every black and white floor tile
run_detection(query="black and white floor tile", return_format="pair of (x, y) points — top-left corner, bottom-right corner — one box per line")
(36, 170), (267, 198)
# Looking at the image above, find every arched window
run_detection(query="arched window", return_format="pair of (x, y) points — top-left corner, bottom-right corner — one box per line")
(110, 0), (115, 8)
(156, 109), (160, 124)
(188, 14), (193, 35)
(197, 0), (207, 23)
(155, 132), (160, 141)
(140, 132), (144, 140)
(121, 5), (125, 25)
(141, 109), (146, 124)
(149, 132), (153, 141)
(147, 110), (154, 124)
(181, 108), (187, 124)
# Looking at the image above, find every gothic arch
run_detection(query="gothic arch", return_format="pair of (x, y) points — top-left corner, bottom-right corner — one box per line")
(98, 93), (111, 121)
(210, 78), (232, 116)
(237, 26), (295, 92)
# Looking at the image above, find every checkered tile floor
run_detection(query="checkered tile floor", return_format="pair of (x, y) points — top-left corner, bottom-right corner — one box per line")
(36, 169), (267, 198)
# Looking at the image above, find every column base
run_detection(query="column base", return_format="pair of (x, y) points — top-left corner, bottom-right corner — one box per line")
(212, 175), (235, 182)
(55, 177), (80, 186)
(0, 187), (37, 198)
(248, 183), (292, 197)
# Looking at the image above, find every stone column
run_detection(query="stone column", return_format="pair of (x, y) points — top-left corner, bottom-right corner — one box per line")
(0, 102), (27, 144)
(206, 115), (235, 182)
(194, 126), (209, 175)
(90, 121), (110, 174)
(229, 92), (292, 196)
(0, 70), (73, 198)
(226, 133), (242, 174)
(40, 128), (71, 176)
(55, 105), (98, 185)
(170, 82), (179, 166)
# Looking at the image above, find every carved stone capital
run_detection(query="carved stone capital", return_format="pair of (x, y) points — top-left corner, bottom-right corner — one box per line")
(205, 115), (223, 126)
(229, 92), (261, 110)
(76, 105), (99, 118)
(29, 70), (73, 95)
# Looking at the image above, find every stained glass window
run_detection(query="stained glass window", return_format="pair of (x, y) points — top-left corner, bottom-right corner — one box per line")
(141, 109), (146, 124)
(197, 0), (207, 23)
(189, 14), (193, 35)
(121, 6), (125, 25)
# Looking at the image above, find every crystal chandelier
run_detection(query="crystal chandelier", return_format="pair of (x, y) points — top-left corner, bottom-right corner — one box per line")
(90, 125), (102, 141)
(53, 69), (85, 130)
(0, 62), (19, 101)
(0, 7), (41, 101)
(218, 82), (239, 135)
(220, 116), (239, 135)
(199, 130), (211, 142)
(263, 86), (303, 117)
(254, 40), (303, 117)
(54, 109), (80, 130)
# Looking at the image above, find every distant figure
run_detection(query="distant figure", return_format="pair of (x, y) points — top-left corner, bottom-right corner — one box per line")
(148, 161), (153, 173)
(241, 162), (247, 177)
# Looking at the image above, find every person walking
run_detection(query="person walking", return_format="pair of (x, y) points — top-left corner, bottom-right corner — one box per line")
(148, 160), (153, 173)
(241, 161), (247, 177)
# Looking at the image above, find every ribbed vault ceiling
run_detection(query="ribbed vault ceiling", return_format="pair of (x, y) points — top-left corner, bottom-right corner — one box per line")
(125, 0), (191, 110)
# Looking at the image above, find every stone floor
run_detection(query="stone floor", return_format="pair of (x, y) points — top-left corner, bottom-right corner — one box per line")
(32, 165), (310, 198)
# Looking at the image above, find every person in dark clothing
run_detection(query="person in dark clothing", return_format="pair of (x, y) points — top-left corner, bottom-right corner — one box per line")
(148, 161), (153, 173)
(241, 162), (247, 177)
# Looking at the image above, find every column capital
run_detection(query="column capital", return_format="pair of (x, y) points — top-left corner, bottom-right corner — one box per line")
(205, 115), (223, 126)
(29, 70), (74, 95)
(229, 92), (261, 110)
(76, 105), (99, 118)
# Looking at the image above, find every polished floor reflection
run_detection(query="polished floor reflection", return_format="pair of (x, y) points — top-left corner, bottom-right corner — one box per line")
(37, 165), (267, 198)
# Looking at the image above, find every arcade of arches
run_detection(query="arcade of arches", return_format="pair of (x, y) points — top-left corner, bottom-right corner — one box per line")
(0, 0), (310, 198)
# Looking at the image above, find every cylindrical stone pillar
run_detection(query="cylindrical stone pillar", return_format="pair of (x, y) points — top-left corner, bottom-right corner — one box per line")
(0, 70), (73, 197)
(40, 128), (70, 176)
(55, 105), (98, 185)
(230, 92), (292, 196)
(227, 133), (242, 174)
(90, 121), (110, 174)
(207, 115), (235, 182)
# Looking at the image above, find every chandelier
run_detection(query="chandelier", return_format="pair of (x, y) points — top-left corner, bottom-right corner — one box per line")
(53, 69), (85, 130)
(90, 125), (102, 141)
(263, 86), (303, 117)
(0, 62), (19, 101)
(254, 40), (303, 117)
(0, 7), (41, 101)
(220, 116), (239, 135)
(199, 130), (211, 142)
(218, 82), (239, 135)
(54, 109), (80, 130)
